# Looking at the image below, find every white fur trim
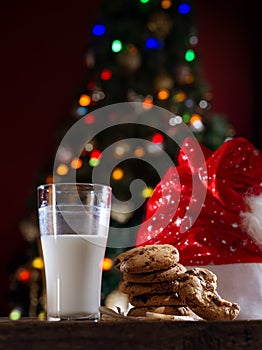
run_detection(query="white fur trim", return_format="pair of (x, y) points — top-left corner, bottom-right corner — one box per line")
(240, 194), (262, 245)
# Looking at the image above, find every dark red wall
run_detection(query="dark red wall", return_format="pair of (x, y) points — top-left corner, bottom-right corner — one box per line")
(0, 0), (102, 315)
(0, 0), (260, 315)
(195, 1), (261, 146)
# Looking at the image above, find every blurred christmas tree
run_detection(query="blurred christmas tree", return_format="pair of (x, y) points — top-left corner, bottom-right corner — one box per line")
(7, 0), (235, 319)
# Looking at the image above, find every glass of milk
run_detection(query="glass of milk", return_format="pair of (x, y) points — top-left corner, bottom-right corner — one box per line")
(37, 183), (112, 321)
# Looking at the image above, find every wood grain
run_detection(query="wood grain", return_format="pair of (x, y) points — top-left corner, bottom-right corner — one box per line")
(0, 318), (261, 349)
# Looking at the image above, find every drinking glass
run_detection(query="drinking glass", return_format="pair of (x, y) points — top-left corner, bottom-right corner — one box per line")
(37, 183), (112, 321)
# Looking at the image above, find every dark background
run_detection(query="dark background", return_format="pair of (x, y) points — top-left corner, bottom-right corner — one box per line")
(0, 0), (260, 315)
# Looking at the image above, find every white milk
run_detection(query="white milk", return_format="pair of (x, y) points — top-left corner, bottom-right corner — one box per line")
(41, 234), (107, 320)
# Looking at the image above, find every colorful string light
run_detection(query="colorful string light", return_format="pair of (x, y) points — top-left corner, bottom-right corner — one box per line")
(157, 89), (170, 100)
(178, 3), (191, 14)
(70, 158), (83, 170)
(145, 38), (163, 49)
(84, 114), (95, 124)
(152, 133), (164, 144)
(9, 308), (22, 321)
(56, 163), (69, 176)
(100, 69), (112, 80)
(161, 0), (172, 10)
(32, 257), (44, 270)
(185, 49), (195, 62)
(174, 91), (186, 102)
(134, 147), (145, 157)
(76, 106), (88, 116)
(143, 97), (154, 109)
(111, 40), (122, 53)
(142, 186), (154, 198)
(101, 257), (113, 271)
(92, 24), (106, 36)
(79, 94), (91, 106)
(89, 149), (102, 167)
(112, 168), (124, 180)
(17, 269), (31, 283)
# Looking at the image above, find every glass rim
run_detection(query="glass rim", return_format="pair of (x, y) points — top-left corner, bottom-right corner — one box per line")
(37, 183), (112, 192)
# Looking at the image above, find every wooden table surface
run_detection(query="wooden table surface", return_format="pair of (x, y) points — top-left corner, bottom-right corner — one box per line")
(0, 318), (262, 350)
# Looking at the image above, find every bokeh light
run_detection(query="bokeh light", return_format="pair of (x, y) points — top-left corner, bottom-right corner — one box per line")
(112, 168), (124, 180)
(56, 164), (69, 176)
(102, 257), (113, 271)
(112, 40), (122, 52)
(92, 24), (106, 36)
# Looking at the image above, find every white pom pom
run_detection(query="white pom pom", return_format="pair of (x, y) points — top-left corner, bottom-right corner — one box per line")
(240, 194), (262, 245)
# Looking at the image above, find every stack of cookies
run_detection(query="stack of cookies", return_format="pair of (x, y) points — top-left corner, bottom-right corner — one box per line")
(114, 244), (240, 320)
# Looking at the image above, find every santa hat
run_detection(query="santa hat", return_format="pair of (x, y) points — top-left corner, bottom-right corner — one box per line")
(136, 137), (262, 266)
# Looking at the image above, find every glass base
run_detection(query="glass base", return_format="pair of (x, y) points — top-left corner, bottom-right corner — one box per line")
(47, 312), (100, 322)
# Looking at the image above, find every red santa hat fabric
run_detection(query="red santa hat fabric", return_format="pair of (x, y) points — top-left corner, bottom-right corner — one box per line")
(136, 137), (262, 265)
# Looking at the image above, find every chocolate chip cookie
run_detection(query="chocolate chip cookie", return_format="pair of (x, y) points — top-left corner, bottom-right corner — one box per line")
(114, 244), (179, 273)
(179, 270), (240, 320)
(129, 293), (184, 307)
(122, 263), (186, 283)
(119, 280), (180, 296)
(183, 267), (217, 291)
